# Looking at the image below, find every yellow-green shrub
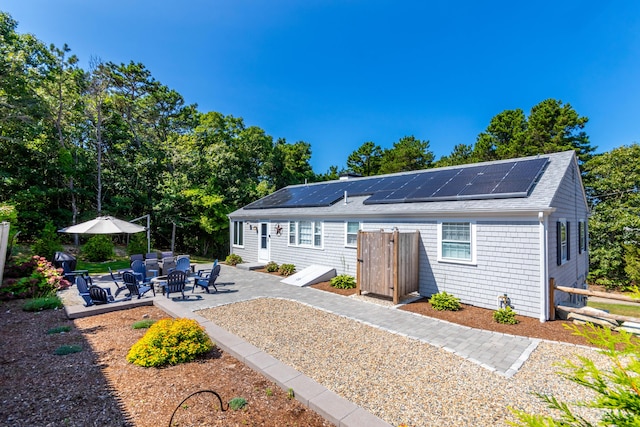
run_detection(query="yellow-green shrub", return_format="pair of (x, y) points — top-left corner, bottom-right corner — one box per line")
(127, 318), (214, 367)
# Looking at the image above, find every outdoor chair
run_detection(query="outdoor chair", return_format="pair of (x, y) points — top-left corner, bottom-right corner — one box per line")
(108, 267), (129, 297)
(131, 259), (149, 283)
(159, 256), (175, 275)
(88, 285), (116, 305)
(122, 271), (155, 299)
(192, 264), (221, 294)
(60, 260), (77, 283)
(165, 270), (187, 299)
(130, 254), (144, 263)
(145, 252), (157, 260)
(168, 256), (191, 275)
(75, 275), (94, 306)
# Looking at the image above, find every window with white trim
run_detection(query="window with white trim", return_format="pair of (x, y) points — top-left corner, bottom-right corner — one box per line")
(288, 220), (323, 248)
(438, 221), (475, 263)
(232, 221), (244, 247)
(345, 221), (360, 247)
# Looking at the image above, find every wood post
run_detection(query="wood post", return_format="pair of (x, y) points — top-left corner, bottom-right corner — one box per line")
(392, 229), (399, 305)
(356, 230), (362, 296)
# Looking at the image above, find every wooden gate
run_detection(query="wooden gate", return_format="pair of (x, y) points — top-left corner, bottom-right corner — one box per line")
(356, 229), (420, 304)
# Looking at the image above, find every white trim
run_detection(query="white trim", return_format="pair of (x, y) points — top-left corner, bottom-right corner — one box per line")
(539, 211), (548, 322)
(437, 220), (477, 265)
(232, 220), (244, 248)
(287, 220), (324, 250)
(344, 221), (361, 248)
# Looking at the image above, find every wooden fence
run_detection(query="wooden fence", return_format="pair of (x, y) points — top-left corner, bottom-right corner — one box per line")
(356, 229), (420, 304)
(549, 277), (640, 323)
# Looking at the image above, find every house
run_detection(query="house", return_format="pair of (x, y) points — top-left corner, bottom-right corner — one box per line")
(228, 150), (589, 321)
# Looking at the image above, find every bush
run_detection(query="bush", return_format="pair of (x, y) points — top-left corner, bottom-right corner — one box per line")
(330, 274), (356, 289)
(265, 261), (279, 272)
(32, 221), (63, 261)
(278, 263), (295, 276)
(127, 233), (148, 256)
(225, 253), (243, 266)
(81, 235), (114, 262)
(493, 306), (519, 324)
(429, 291), (461, 311)
(23, 295), (63, 311)
(47, 325), (72, 334)
(54, 344), (82, 355)
(228, 397), (247, 411)
(132, 319), (156, 329)
(127, 318), (214, 367)
(1, 256), (71, 300)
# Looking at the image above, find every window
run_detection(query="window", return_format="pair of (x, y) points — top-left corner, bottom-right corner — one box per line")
(288, 220), (323, 248)
(578, 220), (587, 254)
(232, 221), (244, 247)
(345, 221), (360, 247)
(557, 220), (570, 265)
(438, 221), (475, 263)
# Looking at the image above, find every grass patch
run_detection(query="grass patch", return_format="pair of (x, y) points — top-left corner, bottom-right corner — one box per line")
(588, 301), (640, 318)
(54, 344), (82, 355)
(76, 259), (130, 275)
(23, 295), (63, 311)
(47, 325), (72, 334)
(132, 319), (156, 329)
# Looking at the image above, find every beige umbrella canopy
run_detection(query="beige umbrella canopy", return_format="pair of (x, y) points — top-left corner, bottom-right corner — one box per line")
(59, 216), (146, 234)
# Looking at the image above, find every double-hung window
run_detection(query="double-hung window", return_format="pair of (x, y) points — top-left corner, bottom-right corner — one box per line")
(345, 221), (360, 247)
(288, 220), (323, 248)
(232, 220), (244, 247)
(438, 221), (475, 264)
(557, 220), (570, 265)
(578, 220), (587, 254)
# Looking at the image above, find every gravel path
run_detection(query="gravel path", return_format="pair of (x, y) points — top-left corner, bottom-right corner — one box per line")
(197, 298), (608, 427)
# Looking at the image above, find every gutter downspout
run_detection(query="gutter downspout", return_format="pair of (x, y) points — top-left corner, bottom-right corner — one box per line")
(539, 211), (549, 322)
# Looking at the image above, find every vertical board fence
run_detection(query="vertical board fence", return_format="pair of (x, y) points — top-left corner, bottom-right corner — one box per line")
(356, 229), (420, 304)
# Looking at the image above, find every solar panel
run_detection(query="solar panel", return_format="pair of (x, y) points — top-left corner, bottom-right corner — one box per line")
(244, 157), (549, 209)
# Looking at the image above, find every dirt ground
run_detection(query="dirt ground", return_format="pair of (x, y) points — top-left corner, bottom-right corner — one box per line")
(0, 300), (332, 427)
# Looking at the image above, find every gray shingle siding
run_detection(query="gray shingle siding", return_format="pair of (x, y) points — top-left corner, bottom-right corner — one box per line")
(228, 150), (589, 320)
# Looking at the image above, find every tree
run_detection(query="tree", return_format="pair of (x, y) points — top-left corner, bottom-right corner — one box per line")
(379, 136), (434, 174)
(435, 143), (474, 167)
(582, 144), (640, 288)
(346, 141), (382, 176)
(472, 109), (527, 161)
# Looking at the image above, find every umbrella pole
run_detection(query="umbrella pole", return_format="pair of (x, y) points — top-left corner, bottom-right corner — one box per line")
(130, 214), (151, 254)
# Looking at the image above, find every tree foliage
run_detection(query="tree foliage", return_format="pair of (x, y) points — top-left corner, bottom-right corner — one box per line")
(379, 135), (434, 174)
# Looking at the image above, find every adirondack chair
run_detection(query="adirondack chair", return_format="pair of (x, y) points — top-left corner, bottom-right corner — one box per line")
(122, 271), (155, 299)
(165, 270), (187, 299)
(192, 264), (221, 294)
(75, 276), (94, 307)
(108, 267), (129, 297)
(168, 256), (191, 275)
(131, 259), (149, 283)
(88, 285), (115, 305)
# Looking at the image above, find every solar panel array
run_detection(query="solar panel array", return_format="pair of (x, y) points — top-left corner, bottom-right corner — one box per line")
(244, 157), (548, 210)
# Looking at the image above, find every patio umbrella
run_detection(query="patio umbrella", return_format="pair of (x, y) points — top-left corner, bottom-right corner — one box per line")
(58, 216), (146, 234)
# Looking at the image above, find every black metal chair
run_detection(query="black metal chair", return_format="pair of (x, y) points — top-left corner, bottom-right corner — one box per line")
(108, 267), (129, 297)
(192, 264), (221, 294)
(165, 270), (187, 299)
(122, 271), (155, 299)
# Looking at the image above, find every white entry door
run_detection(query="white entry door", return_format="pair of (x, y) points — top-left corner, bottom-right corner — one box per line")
(258, 222), (270, 262)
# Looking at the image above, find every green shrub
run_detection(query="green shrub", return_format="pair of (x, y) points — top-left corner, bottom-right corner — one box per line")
(429, 291), (461, 311)
(132, 319), (156, 329)
(127, 318), (214, 367)
(32, 221), (63, 261)
(81, 235), (114, 262)
(54, 344), (82, 355)
(265, 261), (279, 272)
(225, 253), (243, 266)
(330, 274), (356, 289)
(278, 263), (295, 276)
(493, 306), (519, 324)
(228, 397), (247, 411)
(1, 256), (71, 301)
(22, 295), (63, 312)
(47, 325), (72, 334)
(127, 233), (148, 256)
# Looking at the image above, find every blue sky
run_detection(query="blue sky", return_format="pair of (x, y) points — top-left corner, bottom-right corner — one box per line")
(4, 1), (640, 173)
